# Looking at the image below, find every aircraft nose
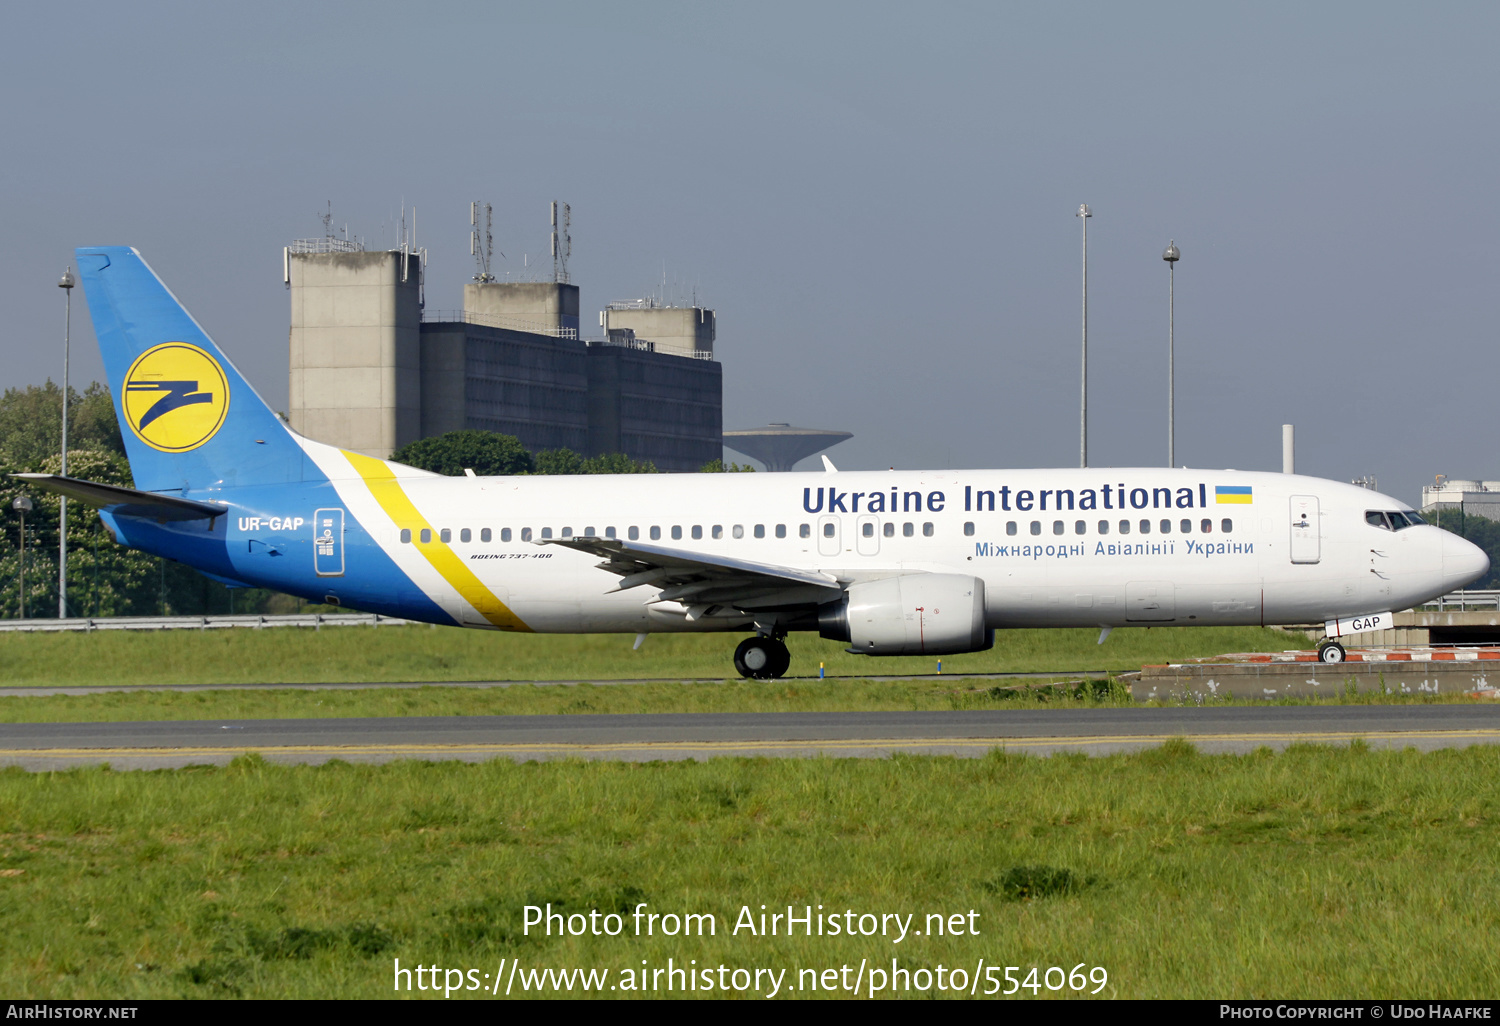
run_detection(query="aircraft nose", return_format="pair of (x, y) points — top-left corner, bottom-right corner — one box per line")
(1443, 532), (1490, 589)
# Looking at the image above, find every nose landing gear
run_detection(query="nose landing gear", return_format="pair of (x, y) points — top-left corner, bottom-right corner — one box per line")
(734, 635), (791, 679)
(1317, 640), (1346, 663)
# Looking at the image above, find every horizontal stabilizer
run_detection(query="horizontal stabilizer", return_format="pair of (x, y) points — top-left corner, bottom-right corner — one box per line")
(12, 474), (226, 522)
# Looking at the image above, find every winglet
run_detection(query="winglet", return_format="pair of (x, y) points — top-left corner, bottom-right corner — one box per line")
(821, 455), (838, 473)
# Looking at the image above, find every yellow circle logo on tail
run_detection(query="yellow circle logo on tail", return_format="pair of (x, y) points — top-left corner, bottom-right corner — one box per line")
(122, 343), (231, 452)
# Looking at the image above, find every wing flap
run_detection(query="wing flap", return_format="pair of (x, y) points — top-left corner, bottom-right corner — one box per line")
(12, 474), (226, 522)
(542, 536), (842, 599)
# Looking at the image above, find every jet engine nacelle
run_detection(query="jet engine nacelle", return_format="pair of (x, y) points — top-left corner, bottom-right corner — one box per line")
(820, 574), (993, 655)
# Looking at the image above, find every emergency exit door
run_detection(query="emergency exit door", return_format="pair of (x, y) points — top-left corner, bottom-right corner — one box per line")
(1289, 495), (1320, 564)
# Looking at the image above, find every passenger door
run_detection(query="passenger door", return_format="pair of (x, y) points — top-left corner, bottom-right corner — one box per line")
(1289, 495), (1320, 564)
(856, 515), (880, 556)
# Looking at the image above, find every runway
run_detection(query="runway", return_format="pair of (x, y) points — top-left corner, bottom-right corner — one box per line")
(3, 705), (1500, 768)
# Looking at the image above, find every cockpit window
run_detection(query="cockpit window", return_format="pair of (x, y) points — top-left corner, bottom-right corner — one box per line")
(1366, 511), (1391, 530)
(1402, 510), (1426, 525)
(1376, 510), (1423, 530)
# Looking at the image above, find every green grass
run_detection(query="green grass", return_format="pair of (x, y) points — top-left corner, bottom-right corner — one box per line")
(0, 624), (1305, 687)
(0, 677), (1483, 725)
(2, 744), (1498, 998)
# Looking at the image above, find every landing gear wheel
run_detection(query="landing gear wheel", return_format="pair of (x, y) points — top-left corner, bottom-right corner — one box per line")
(734, 636), (791, 680)
(1318, 640), (1346, 664)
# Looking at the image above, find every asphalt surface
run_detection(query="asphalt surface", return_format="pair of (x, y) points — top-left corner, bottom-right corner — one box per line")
(0, 670), (1106, 697)
(3, 705), (1500, 769)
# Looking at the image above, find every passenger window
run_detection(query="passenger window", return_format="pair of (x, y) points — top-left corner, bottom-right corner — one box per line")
(1119, 520), (1130, 535)
(584, 527), (596, 537)
(400, 528), (412, 543)
(776, 524), (786, 538)
(964, 522), (975, 536)
(823, 522), (835, 538)
(755, 524), (766, 538)
(1200, 519), (1212, 534)
(1139, 520), (1151, 534)
(561, 527), (572, 538)
(671, 526), (683, 540)
(460, 528), (472, 543)
(1160, 520), (1171, 534)
(864, 522), (876, 537)
(650, 526), (661, 540)
(1366, 511), (1390, 530)
(1006, 521), (1018, 536)
(884, 522), (895, 537)
(903, 522), (915, 537)
(691, 525), (702, 540)
(440, 528), (452, 543)
(800, 524), (810, 538)
(420, 528), (432, 544)
(1221, 519), (1233, 533)
(923, 522), (934, 537)
(628, 526), (639, 541)
(1030, 521), (1041, 536)
(1052, 520), (1064, 535)
(541, 527), (553, 540)
(1075, 520), (1086, 535)
(1098, 520), (1109, 535)
(1180, 519), (1191, 534)
(605, 527), (616, 539)
(496, 528), (507, 542)
(481, 527), (493, 543)
(712, 525), (723, 540)
(521, 527), (532, 542)
(733, 525), (744, 539)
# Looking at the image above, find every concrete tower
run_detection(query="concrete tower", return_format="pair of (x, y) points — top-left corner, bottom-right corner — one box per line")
(287, 246), (422, 459)
(600, 302), (715, 358)
(464, 282), (580, 337)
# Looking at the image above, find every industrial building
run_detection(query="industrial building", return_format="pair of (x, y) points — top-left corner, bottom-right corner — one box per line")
(1421, 477), (1500, 524)
(285, 224), (722, 471)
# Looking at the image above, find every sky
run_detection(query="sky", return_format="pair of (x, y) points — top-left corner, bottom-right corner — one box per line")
(1, 1), (1495, 502)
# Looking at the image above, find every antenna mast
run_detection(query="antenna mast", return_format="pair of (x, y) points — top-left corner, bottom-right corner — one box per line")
(551, 201), (571, 285)
(470, 201), (495, 283)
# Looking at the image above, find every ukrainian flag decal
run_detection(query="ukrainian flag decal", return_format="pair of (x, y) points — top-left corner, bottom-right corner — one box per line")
(1216, 485), (1253, 504)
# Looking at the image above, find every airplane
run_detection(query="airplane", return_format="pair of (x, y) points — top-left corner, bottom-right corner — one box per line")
(15, 246), (1489, 677)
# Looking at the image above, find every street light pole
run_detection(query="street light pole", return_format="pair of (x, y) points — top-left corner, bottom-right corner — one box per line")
(58, 267), (74, 619)
(1077, 204), (1091, 468)
(1162, 240), (1180, 467)
(13, 496), (32, 620)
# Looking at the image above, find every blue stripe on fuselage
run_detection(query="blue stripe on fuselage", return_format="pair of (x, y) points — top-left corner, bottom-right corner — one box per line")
(98, 483), (455, 624)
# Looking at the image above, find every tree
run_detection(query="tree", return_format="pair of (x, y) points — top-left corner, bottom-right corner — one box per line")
(0, 382), (124, 468)
(390, 430), (535, 476)
(700, 458), (756, 473)
(533, 449), (658, 475)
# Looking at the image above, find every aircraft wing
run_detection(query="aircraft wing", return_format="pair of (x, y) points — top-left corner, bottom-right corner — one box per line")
(11, 474), (226, 522)
(543, 536), (842, 612)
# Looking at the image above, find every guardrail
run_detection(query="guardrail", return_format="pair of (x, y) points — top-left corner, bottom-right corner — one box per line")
(1419, 589), (1500, 611)
(0, 613), (412, 633)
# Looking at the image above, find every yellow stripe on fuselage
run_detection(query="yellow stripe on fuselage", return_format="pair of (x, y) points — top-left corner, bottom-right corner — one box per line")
(341, 450), (531, 632)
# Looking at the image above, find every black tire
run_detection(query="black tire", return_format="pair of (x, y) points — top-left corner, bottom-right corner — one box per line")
(1318, 641), (1346, 664)
(734, 636), (790, 680)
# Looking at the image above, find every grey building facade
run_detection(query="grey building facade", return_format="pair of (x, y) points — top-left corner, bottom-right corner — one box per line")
(288, 243), (722, 471)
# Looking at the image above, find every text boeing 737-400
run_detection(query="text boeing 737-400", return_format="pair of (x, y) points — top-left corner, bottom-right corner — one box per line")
(14, 247), (1488, 677)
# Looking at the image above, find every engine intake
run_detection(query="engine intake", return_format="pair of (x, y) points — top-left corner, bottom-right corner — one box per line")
(819, 574), (992, 655)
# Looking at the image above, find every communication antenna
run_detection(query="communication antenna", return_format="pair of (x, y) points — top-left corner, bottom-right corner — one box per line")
(321, 201), (335, 239)
(551, 201), (572, 285)
(470, 201), (496, 283)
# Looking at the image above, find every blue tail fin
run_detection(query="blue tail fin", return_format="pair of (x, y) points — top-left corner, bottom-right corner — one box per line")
(77, 246), (309, 494)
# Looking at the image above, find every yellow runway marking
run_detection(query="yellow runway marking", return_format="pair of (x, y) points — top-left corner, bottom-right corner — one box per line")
(5, 728), (1500, 759)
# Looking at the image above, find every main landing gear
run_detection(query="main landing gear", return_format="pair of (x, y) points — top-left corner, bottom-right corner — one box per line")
(734, 635), (791, 680)
(1318, 640), (1346, 664)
